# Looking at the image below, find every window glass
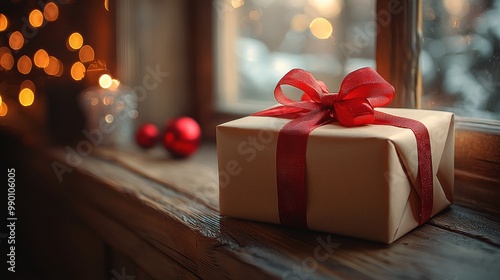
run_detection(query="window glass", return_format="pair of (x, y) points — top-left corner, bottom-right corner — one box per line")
(422, 0), (500, 120)
(215, 0), (376, 113)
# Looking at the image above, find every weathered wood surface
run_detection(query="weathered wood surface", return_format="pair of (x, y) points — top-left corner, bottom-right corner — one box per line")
(36, 143), (500, 280)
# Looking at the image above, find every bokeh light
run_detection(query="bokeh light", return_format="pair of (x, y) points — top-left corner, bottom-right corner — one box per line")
(17, 55), (32, 74)
(308, 0), (343, 18)
(34, 49), (49, 68)
(291, 14), (309, 32)
(44, 2), (59, 22)
(0, 101), (7, 117)
(9, 31), (24, 50)
(71, 62), (86, 81)
(19, 88), (35, 107)
(21, 80), (36, 93)
(232, 0), (245, 8)
(29, 9), (44, 28)
(79, 45), (95, 62)
(68, 32), (83, 50)
(309, 17), (333, 39)
(44, 56), (60, 76)
(0, 51), (14, 70)
(0, 14), (8, 32)
(443, 0), (470, 17)
(99, 74), (113, 88)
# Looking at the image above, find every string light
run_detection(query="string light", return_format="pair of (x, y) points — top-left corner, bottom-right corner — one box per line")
(29, 9), (44, 28)
(71, 62), (86, 80)
(79, 45), (95, 62)
(68, 32), (83, 50)
(0, 101), (7, 117)
(17, 55), (32, 74)
(9, 31), (24, 50)
(99, 74), (113, 89)
(44, 2), (59, 22)
(310, 17), (333, 39)
(34, 49), (50, 68)
(19, 88), (35, 107)
(0, 14), (8, 32)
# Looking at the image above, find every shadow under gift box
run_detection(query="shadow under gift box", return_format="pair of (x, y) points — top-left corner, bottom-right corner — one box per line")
(216, 108), (454, 244)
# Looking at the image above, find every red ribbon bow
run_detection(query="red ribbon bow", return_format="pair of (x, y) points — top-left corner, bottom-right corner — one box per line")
(253, 68), (433, 228)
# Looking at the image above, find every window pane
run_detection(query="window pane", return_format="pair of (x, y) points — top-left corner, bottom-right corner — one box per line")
(422, 0), (500, 120)
(215, 0), (376, 114)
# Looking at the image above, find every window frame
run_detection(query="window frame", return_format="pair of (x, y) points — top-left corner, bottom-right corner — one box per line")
(188, 0), (499, 183)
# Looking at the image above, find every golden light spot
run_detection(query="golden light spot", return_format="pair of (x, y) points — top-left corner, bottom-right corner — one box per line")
(109, 79), (120, 91)
(309, 17), (333, 39)
(29, 9), (44, 28)
(34, 49), (49, 68)
(9, 31), (24, 50)
(291, 14), (309, 32)
(71, 62), (86, 81)
(68, 32), (83, 50)
(0, 95), (2, 106)
(308, 0), (343, 18)
(104, 0), (109, 11)
(19, 88), (35, 107)
(103, 95), (114, 105)
(17, 55), (32, 74)
(0, 51), (14, 70)
(79, 45), (95, 63)
(43, 56), (60, 76)
(0, 101), (8, 117)
(104, 114), (114, 123)
(90, 97), (99, 106)
(0, 14), (8, 32)
(44, 2), (59, 22)
(231, 0), (244, 8)
(55, 60), (64, 77)
(99, 74), (113, 89)
(20, 80), (35, 92)
(443, 0), (469, 17)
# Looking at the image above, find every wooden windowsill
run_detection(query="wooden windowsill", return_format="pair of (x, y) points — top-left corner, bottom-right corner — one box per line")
(20, 139), (500, 279)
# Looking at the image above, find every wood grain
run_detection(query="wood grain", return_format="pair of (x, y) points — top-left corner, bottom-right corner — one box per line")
(36, 144), (500, 280)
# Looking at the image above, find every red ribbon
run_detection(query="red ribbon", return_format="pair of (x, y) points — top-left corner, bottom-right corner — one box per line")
(253, 68), (433, 228)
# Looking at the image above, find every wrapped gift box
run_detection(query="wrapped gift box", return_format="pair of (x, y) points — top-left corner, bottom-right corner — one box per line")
(217, 108), (454, 243)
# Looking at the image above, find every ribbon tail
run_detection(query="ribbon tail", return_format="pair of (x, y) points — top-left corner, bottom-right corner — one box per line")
(374, 111), (433, 224)
(276, 109), (329, 228)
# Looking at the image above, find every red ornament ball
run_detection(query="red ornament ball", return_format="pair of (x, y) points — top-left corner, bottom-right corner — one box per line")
(162, 117), (201, 158)
(135, 123), (159, 148)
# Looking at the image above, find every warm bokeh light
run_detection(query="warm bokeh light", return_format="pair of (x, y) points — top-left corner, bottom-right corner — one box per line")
(21, 80), (36, 93)
(19, 88), (35, 107)
(0, 14), (8, 32)
(71, 62), (86, 81)
(0, 51), (14, 70)
(0, 95), (2, 106)
(109, 79), (121, 91)
(44, 2), (59, 22)
(443, 0), (469, 17)
(29, 9), (44, 28)
(68, 32), (83, 50)
(17, 55), (32, 74)
(0, 101), (7, 117)
(104, 0), (109, 11)
(291, 14), (309, 32)
(79, 45), (95, 63)
(104, 114), (114, 123)
(310, 17), (333, 39)
(55, 60), (64, 77)
(99, 74), (113, 89)
(44, 56), (60, 76)
(308, 0), (343, 18)
(9, 31), (24, 50)
(231, 0), (244, 8)
(34, 49), (49, 68)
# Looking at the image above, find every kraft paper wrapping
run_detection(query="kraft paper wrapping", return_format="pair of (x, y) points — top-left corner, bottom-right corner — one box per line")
(217, 108), (454, 243)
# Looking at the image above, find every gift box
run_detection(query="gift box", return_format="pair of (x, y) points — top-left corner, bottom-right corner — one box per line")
(216, 68), (454, 244)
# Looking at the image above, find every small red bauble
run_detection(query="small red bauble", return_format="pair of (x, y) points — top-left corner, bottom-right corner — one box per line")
(162, 117), (201, 158)
(135, 123), (159, 148)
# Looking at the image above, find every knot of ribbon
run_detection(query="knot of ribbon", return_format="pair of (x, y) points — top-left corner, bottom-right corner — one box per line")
(253, 67), (433, 228)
